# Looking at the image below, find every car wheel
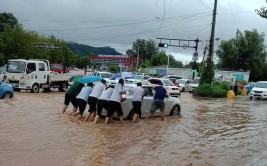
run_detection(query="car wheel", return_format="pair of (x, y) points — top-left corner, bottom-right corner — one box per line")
(169, 105), (180, 116)
(4, 91), (12, 99)
(250, 97), (253, 100)
(58, 82), (68, 92)
(31, 83), (39, 93)
(182, 87), (185, 92)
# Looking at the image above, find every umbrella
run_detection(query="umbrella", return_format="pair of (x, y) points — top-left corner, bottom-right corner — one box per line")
(78, 76), (102, 84)
(110, 72), (134, 80)
(69, 75), (82, 82)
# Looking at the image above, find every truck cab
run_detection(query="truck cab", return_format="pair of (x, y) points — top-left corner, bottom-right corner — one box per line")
(5, 59), (68, 93)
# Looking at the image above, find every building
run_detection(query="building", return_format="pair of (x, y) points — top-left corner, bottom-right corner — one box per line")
(142, 65), (250, 82)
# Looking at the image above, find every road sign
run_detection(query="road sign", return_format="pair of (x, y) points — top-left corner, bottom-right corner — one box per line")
(192, 51), (199, 60)
(182, 44), (187, 49)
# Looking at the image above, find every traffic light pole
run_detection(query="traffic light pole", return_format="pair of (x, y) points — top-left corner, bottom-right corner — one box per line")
(156, 38), (200, 78)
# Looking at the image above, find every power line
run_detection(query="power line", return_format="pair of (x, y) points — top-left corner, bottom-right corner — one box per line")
(198, 0), (213, 11)
(21, 12), (211, 32)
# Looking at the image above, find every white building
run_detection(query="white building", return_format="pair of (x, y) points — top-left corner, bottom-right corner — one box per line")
(142, 65), (250, 82)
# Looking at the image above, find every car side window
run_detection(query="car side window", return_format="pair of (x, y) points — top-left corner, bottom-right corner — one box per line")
(143, 87), (153, 96)
(149, 79), (163, 85)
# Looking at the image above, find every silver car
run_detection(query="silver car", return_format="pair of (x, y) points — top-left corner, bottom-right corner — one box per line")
(102, 84), (181, 118)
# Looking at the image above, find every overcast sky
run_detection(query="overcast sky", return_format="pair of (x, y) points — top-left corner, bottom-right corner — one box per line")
(1, 0), (266, 64)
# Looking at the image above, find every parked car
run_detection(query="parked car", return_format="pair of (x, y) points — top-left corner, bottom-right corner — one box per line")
(126, 75), (151, 84)
(188, 77), (201, 93)
(162, 75), (183, 80)
(176, 79), (192, 92)
(92, 72), (114, 82)
(102, 84), (181, 118)
(148, 78), (180, 97)
(249, 81), (267, 100)
(0, 80), (14, 99)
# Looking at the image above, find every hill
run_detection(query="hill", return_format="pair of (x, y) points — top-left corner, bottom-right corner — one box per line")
(67, 42), (122, 57)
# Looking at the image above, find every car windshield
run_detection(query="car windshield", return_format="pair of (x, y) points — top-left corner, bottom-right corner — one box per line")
(6, 61), (26, 73)
(177, 79), (187, 84)
(134, 75), (143, 79)
(163, 79), (174, 86)
(101, 73), (113, 78)
(254, 83), (267, 88)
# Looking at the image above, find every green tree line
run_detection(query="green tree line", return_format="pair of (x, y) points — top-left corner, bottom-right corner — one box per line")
(0, 12), (91, 68)
(216, 29), (267, 81)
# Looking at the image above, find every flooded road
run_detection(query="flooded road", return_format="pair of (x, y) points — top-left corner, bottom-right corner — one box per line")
(1, 91), (267, 166)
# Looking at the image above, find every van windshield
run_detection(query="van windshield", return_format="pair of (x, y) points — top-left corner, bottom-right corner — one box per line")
(7, 61), (26, 73)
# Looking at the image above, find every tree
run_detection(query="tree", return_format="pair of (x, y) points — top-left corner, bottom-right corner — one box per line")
(0, 12), (18, 32)
(150, 51), (168, 66)
(256, 6), (267, 19)
(168, 54), (183, 68)
(216, 29), (266, 81)
(127, 39), (158, 61)
(216, 39), (238, 70)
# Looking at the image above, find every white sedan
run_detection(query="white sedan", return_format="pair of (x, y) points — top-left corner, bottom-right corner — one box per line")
(102, 84), (181, 119)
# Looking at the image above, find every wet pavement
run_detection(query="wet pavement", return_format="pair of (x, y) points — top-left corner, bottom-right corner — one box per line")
(0, 91), (267, 166)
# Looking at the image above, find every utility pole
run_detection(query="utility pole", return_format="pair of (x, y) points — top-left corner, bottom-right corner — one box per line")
(208, 0), (218, 63)
(200, 0), (217, 85)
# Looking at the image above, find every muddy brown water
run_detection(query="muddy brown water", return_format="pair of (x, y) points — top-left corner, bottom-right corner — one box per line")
(1, 91), (267, 166)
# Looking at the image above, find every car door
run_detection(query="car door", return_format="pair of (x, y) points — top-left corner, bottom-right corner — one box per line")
(184, 80), (191, 91)
(0, 81), (4, 98)
(141, 86), (154, 117)
(163, 96), (173, 115)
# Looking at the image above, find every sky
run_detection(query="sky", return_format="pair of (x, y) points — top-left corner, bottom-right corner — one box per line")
(1, 0), (267, 65)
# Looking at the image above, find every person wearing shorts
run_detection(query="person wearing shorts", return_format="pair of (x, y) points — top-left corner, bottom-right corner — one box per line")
(93, 85), (114, 124)
(131, 82), (145, 122)
(105, 79), (125, 125)
(146, 85), (167, 121)
(85, 79), (106, 122)
(72, 82), (94, 119)
(62, 82), (84, 114)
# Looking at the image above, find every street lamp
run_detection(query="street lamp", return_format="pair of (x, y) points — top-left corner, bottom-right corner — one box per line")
(134, 44), (139, 70)
(137, 45), (139, 69)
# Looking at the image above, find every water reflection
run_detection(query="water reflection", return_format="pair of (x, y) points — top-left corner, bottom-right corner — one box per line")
(1, 92), (267, 165)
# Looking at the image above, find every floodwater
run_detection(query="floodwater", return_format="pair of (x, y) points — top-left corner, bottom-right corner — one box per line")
(1, 91), (267, 166)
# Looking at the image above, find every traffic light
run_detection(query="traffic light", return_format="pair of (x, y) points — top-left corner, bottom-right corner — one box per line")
(158, 43), (168, 48)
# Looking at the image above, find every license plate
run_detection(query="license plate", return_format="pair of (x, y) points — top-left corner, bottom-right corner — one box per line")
(254, 94), (261, 96)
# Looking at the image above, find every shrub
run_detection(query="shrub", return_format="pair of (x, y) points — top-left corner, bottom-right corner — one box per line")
(194, 83), (228, 98)
(238, 79), (248, 85)
(237, 88), (242, 95)
(211, 86), (228, 98)
(194, 84), (212, 97)
(219, 81), (230, 91)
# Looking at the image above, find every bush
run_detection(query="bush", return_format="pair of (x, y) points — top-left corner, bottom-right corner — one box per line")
(211, 86), (228, 98)
(194, 83), (228, 98)
(237, 88), (242, 95)
(194, 84), (212, 97)
(238, 79), (248, 85)
(219, 81), (230, 91)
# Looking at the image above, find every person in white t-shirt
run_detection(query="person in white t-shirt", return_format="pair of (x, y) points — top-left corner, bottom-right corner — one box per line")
(105, 78), (125, 125)
(131, 82), (145, 122)
(85, 79), (106, 122)
(93, 85), (114, 124)
(72, 82), (94, 119)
